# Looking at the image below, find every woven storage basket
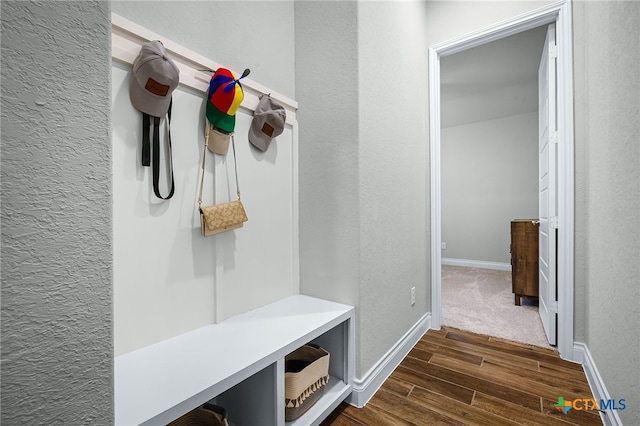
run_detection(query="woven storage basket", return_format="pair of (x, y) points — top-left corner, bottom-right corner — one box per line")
(284, 344), (330, 421)
(166, 403), (229, 426)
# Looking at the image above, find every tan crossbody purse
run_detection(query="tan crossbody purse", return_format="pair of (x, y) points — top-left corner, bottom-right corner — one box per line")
(197, 134), (248, 236)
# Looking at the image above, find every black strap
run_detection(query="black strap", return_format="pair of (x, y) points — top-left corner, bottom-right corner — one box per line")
(142, 113), (151, 167)
(143, 101), (175, 200)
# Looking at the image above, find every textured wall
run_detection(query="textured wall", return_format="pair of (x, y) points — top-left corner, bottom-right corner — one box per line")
(442, 113), (539, 263)
(573, 1), (640, 423)
(357, 1), (431, 378)
(296, 2), (360, 310)
(295, 0), (364, 375)
(296, 1), (432, 378)
(1, 1), (113, 424)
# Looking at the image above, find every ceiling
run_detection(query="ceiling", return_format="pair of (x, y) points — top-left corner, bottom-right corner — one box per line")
(440, 26), (548, 128)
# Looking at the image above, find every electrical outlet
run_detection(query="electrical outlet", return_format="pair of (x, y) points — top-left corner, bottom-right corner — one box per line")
(441, 242), (447, 250)
(411, 287), (416, 306)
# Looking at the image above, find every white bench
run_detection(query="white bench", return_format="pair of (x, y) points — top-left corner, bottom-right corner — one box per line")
(115, 295), (355, 425)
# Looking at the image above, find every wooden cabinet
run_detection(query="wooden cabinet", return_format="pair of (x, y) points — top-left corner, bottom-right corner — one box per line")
(510, 220), (539, 305)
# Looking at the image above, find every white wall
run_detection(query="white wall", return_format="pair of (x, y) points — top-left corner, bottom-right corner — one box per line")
(111, 2), (298, 356)
(573, 2), (640, 423)
(442, 113), (538, 264)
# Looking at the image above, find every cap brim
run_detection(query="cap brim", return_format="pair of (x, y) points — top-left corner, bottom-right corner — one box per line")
(206, 103), (235, 133)
(130, 77), (172, 117)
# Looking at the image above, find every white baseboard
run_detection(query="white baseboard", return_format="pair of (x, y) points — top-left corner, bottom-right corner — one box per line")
(347, 313), (431, 407)
(573, 342), (622, 426)
(442, 258), (511, 272)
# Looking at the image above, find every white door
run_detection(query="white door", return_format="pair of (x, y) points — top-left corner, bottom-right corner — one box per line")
(538, 23), (558, 345)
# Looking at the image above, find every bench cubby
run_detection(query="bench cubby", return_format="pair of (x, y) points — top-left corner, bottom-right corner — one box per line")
(115, 295), (355, 426)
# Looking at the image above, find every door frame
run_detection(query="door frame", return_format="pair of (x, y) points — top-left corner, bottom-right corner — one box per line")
(428, 1), (575, 360)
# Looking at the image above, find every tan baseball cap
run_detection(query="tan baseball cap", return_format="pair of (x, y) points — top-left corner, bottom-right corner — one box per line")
(130, 40), (180, 118)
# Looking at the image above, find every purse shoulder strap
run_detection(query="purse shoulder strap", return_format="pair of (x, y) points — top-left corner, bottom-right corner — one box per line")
(198, 130), (241, 210)
(197, 137), (208, 210)
(230, 134), (241, 199)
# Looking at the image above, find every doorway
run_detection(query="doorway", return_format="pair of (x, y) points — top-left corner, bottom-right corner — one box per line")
(429, 1), (576, 360)
(439, 26), (548, 347)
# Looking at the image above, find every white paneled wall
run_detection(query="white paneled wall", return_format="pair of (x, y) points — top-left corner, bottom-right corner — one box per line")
(112, 16), (299, 356)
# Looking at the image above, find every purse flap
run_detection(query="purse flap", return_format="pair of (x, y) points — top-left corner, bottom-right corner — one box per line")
(201, 200), (248, 230)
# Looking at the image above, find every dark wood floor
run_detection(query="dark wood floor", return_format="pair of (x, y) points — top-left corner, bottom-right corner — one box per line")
(322, 326), (602, 426)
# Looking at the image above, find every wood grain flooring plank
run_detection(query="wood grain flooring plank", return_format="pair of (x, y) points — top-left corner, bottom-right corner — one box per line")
(320, 403), (366, 426)
(444, 328), (584, 373)
(539, 360), (591, 382)
(321, 416), (362, 426)
(489, 335), (557, 354)
(442, 327), (491, 343)
(413, 339), (484, 366)
(379, 376), (414, 398)
(541, 397), (604, 426)
(400, 355), (541, 410)
(391, 365), (475, 404)
(531, 352), (586, 371)
(428, 353), (592, 403)
(322, 414), (365, 426)
(482, 358), (592, 395)
(472, 392), (577, 426)
(445, 328), (572, 367)
(426, 328), (449, 339)
(418, 333), (541, 371)
(408, 385), (521, 426)
(368, 387), (468, 425)
(407, 346), (433, 363)
(339, 402), (417, 426)
(474, 354), (585, 388)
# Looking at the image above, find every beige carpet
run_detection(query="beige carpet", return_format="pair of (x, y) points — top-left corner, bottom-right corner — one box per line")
(442, 264), (553, 349)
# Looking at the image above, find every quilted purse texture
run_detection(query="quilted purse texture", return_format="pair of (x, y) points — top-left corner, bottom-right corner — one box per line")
(200, 200), (248, 236)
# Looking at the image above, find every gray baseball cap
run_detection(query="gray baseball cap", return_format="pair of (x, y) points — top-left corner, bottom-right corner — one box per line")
(248, 95), (286, 152)
(130, 40), (180, 118)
